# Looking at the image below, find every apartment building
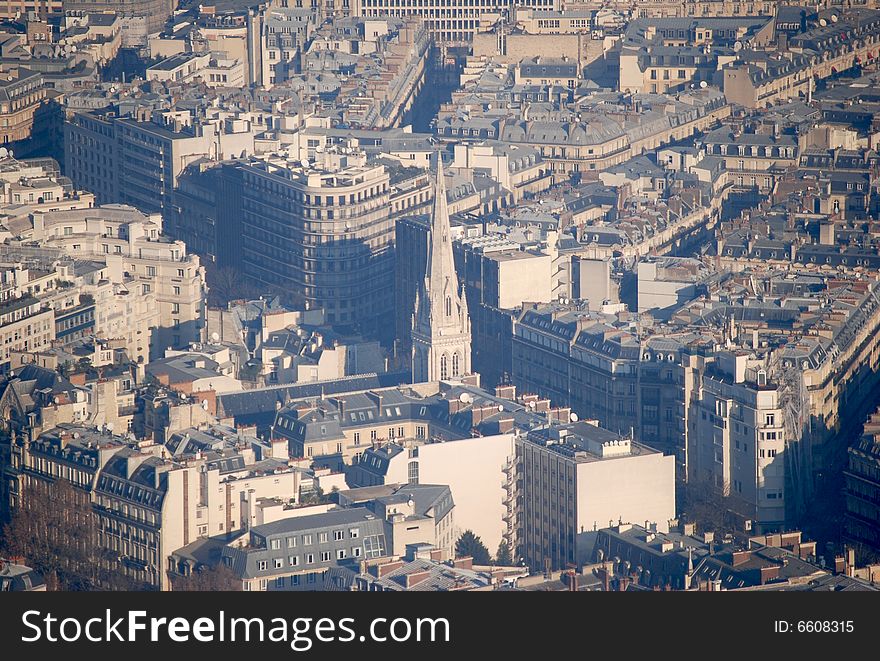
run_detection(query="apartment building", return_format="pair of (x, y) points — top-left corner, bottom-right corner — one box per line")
(238, 148), (395, 339)
(221, 508), (390, 591)
(64, 108), (258, 216)
(146, 52), (246, 89)
(697, 126), (798, 193)
(262, 7), (314, 87)
(4, 418), (307, 590)
(61, 0), (175, 35)
(357, 0), (561, 45)
(518, 422), (675, 571)
(337, 483), (456, 558)
(0, 66), (48, 146)
(0, 295), (53, 372)
(844, 408), (880, 552)
(689, 352), (787, 532)
(25, 205), (206, 360)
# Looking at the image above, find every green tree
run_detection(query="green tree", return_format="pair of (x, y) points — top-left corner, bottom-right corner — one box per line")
(455, 530), (491, 565)
(495, 540), (513, 566)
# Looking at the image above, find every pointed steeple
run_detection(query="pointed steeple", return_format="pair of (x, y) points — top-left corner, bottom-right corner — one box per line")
(411, 153), (471, 383)
(426, 155), (455, 295)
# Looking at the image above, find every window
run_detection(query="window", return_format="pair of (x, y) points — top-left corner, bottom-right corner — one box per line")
(349, 528), (360, 539)
(146, 266), (156, 277)
(270, 539), (281, 550)
(452, 353), (460, 377)
(440, 354), (448, 380)
(408, 461), (419, 485)
(273, 558), (283, 569)
(354, 432), (360, 446)
(352, 546), (362, 558)
(765, 414), (775, 426)
(302, 534), (312, 545)
(337, 549), (347, 560)
(275, 577), (285, 589)
(318, 532), (328, 543)
(258, 560), (268, 571)
(306, 553), (314, 564)
(363, 534), (386, 559)
(334, 530), (344, 541)
(289, 556), (299, 567)
(287, 536), (296, 548)
(321, 551), (331, 562)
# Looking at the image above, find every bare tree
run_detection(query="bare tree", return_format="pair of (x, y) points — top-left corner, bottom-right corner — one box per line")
(677, 477), (740, 537)
(1, 480), (145, 591)
(2, 479), (97, 590)
(171, 564), (241, 591)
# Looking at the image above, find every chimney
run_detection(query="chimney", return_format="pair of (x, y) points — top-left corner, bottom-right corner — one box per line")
(453, 557), (473, 570)
(732, 550), (751, 567)
(495, 385), (516, 400)
(819, 221), (835, 246)
(376, 560), (404, 578)
(404, 570), (431, 589)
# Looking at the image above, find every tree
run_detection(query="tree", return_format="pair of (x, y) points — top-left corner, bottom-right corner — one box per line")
(495, 540), (513, 566)
(171, 564), (241, 591)
(455, 530), (491, 565)
(677, 477), (739, 537)
(2, 479), (97, 590)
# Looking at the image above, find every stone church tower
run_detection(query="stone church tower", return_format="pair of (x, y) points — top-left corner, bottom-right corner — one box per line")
(411, 156), (471, 383)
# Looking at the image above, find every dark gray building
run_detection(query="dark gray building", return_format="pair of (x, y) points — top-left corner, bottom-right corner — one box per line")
(221, 507), (389, 591)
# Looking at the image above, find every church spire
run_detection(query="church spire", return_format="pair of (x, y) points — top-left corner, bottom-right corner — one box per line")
(425, 156), (455, 295)
(411, 153), (471, 383)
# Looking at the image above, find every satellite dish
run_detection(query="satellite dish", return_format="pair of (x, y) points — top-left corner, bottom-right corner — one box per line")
(819, 18), (827, 26)
(300, 159), (310, 168)
(733, 41), (743, 52)
(0, 148), (8, 159)
(570, 412), (579, 422)
(700, 81), (708, 88)
(202, 400), (209, 410)
(458, 392), (471, 404)
(210, 331), (220, 342)
(830, 14), (838, 22)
